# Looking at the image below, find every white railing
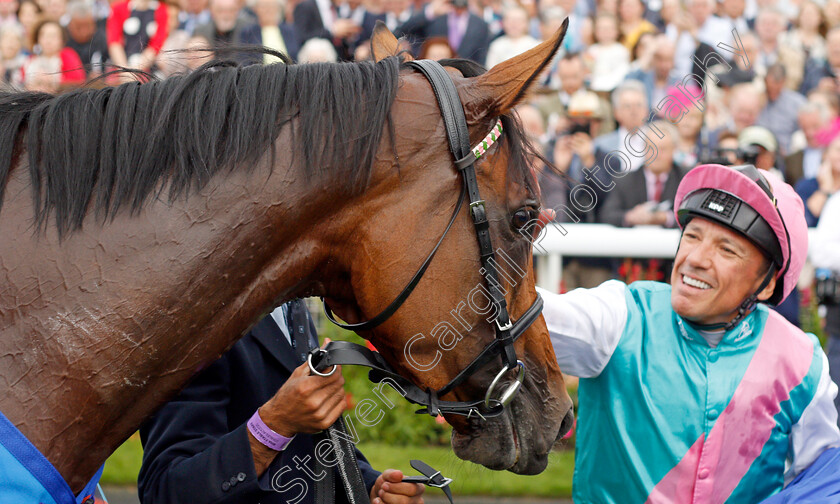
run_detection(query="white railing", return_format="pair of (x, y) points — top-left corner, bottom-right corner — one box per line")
(533, 224), (817, 293)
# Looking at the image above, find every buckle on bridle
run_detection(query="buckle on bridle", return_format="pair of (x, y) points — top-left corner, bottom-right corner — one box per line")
(495, 317), (513, 332)
(307, 349), (338, 377)
(469, 200), (486, 220)
(484, 360), (526, 408)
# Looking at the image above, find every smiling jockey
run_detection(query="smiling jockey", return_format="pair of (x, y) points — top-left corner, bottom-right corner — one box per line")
(539, 164), (840, 503)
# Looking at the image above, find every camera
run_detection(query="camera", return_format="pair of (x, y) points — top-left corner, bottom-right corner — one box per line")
(700, 145), (760, 166)
(562, 120), (591, 136)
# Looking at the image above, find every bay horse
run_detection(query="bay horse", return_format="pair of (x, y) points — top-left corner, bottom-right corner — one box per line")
(0, 24), (573, 494)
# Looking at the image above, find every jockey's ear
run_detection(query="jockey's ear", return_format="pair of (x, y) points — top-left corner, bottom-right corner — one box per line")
(371, 21), (413, 62)
(467, 18), (567, 118)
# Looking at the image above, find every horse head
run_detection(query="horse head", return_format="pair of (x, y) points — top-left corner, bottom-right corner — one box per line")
(323, 22), (573, 475)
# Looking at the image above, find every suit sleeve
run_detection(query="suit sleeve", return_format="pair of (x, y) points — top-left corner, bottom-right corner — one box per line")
(293, 1), (332, 45)
(138, 356), (266, 504)
(600, 180), (629, 227)
(393, 9), (431, 40)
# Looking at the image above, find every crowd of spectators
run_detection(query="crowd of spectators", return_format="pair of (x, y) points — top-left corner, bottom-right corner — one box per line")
(0, 0), (837, 352)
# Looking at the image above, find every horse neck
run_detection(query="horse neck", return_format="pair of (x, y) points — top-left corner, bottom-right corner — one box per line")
(0, 155), (357, 491)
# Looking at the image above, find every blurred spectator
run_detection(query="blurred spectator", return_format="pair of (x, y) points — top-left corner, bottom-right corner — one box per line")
(756, 64), (807, 155)
(625, 34), (678, 113)
(779, 1), (827, 63)
(183, 33), (212, 69)
(375, 0), (412, 32)
(826, 0), (840, 27)
(786, 101), (830, 184)
(0, 25), (24, 85)
(108, 0), (169, 72)
(714, 130), (741, 164)
(668, 87), (717, 170)
(601, 120), (685, 228)
(602, 121), (684, 283)
(537, 52), (616, 137)
(725, 83), (763, 134)
(395, 0), (490, 64)
(65, 1), (107, 77)
(627, 29), (654, 72)
(297, 35), (337, 61)
(485, 5), (538, 68)
(738, 125), (781, 178)
(293, 0), (366, 61)
(801, 27), (840, 95)
(178, 0), (210, 35)
(796, 135), (840, 227)
(809, 189), (840, 426)
(474, 0), (502, 39)
(552, 0), (589, 53)
(515, 102), (547, 151)
(551, 91), (604, 184)
(754, 8), (803, 89)
(593, 79), (648, 172)
(417, 35), (454, 59)
(585, 12), (629, 92)
(240, 0), (300, 62)
(0, 0), (19, 27)
(22, 19), (84, 91)
(618, 0), (655, 51)
(41, 0), (66, 23)
(716, 0), (749, 40)
(194, 0), (252, 53)
(157, 0), (191, 76)
(670, 0), (725, 82)
(16, 0), (38, 51)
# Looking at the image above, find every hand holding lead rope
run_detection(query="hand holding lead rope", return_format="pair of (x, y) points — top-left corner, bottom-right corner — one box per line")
(401, 460), (454, 504)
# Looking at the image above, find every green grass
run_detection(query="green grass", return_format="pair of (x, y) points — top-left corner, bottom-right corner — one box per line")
(101, 436), (575, 497)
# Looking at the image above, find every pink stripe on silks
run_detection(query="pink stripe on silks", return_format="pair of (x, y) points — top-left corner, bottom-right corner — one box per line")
(646, 312), (814, 504)
(646, 435), (706, 503)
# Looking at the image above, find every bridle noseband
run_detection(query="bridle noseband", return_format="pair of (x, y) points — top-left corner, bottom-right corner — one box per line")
(313, 60), (544, 420)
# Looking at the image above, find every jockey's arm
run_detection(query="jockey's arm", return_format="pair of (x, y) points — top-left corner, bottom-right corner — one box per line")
(537, 280), (628, 378)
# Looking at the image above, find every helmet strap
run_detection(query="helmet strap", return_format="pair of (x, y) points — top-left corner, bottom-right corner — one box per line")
(722, 263), (777, 331)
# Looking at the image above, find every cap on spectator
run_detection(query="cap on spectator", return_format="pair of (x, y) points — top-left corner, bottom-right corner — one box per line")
(566, 91), (603, 119)
(738, 126), (777, 152)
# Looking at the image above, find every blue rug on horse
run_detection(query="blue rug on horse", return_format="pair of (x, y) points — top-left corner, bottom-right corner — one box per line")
(761, 446), (840, 503)
(0, 410), (102, 504)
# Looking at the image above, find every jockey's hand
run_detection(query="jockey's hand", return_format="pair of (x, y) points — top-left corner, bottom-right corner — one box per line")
(371, 469), (425, 504)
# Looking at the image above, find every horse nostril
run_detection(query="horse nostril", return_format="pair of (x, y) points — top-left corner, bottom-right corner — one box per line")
(556, 408), (575, 441)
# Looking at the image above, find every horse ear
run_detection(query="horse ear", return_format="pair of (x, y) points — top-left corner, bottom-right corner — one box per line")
(371, 20), (413, 62)
(472, 19), (568, 117)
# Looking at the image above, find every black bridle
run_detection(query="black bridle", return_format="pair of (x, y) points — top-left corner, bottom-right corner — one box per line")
(311, 60), (544, 420)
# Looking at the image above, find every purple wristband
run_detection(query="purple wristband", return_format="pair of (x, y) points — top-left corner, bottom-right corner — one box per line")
(247, 409), (295, 451)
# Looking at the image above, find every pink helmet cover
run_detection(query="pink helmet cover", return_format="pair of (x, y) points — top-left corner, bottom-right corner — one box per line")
(673, 164), (808, 304)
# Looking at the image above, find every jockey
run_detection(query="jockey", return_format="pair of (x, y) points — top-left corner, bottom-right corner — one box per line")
(539, 163), (840, 503)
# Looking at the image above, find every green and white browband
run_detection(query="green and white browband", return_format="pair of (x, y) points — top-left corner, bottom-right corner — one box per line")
(471, 120), (503, 161)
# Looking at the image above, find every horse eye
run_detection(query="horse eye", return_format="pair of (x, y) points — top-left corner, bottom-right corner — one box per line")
(511, 209), (535, 230)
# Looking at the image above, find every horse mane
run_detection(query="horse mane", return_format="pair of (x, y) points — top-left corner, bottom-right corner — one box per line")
(0, 55), (538, 239)
(0, 57), (402, 238)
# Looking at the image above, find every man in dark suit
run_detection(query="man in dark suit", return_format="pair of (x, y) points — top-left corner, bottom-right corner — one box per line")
(784, 101), (828, 186)
(394, 0), (490, 65)
(240, 0), (301, 61)
(600, 122), (686, 283)
(138, 300), (425, 504)
(600, 121), (686, 228)
(293, 0), (366, 60)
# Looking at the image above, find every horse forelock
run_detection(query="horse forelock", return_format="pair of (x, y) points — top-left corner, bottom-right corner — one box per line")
(0, 56), (403, 239)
